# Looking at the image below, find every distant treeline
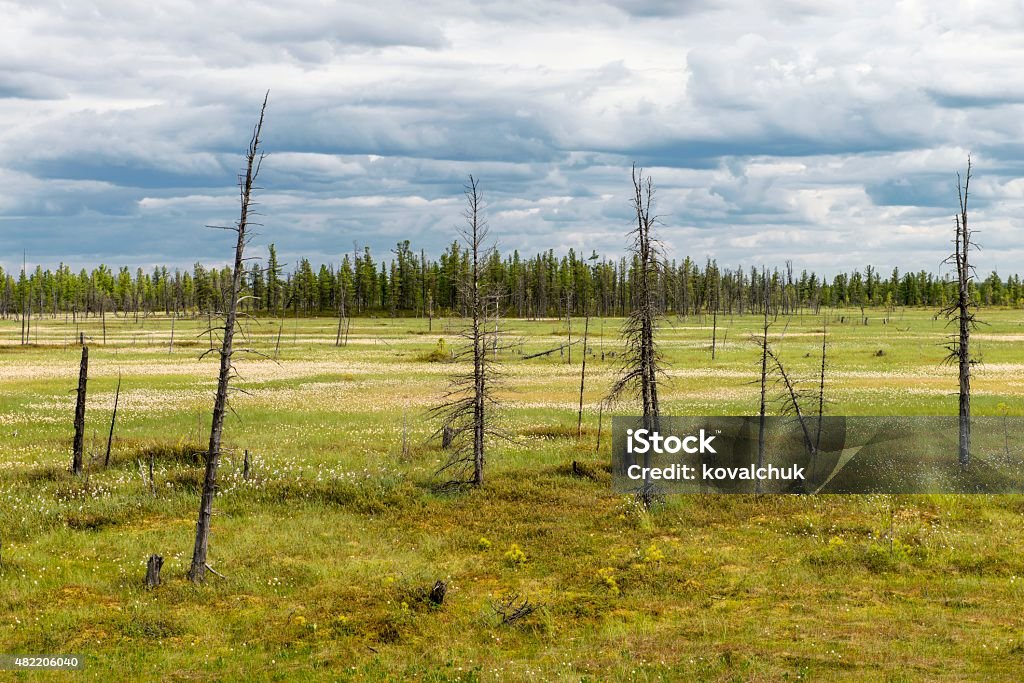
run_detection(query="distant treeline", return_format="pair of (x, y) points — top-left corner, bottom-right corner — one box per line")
(1, 240), (1021, 320)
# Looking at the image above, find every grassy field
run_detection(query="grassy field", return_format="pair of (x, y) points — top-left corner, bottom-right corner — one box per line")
(2, 308), (1024, 681)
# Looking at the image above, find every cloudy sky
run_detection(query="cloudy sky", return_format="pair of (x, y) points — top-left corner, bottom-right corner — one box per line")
(2, 0), (1023, 277)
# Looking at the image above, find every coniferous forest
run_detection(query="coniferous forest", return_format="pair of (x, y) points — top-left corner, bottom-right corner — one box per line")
(3, 243), (1022, 321)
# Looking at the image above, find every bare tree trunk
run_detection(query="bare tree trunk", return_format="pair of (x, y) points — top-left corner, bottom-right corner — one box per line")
(711, 306), (717, 360)
(943, 157), (975, 470)
(493, 296), (500, 359)
(577, 313), (589, 439)
(104, 371), (121, 467)
(470, 180), (485, 486)
(767, 346), (817, 462)
(430, 176), (498, 489)
(756, 275), (769, 494)
(816, 318), (827, 452)
(956, 171), (972, 470)
(72, 345), (88, 475)
(20, 252), (26, 345)
(335, 285), (346, 347)
(146, 554), (163, 589)
(607, 166), (663, 508)
(189, 93), (268, 583)
(567, 292), (573, 365)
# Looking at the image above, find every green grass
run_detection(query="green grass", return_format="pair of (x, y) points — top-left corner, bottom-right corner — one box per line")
(1, 308), (1024, 680)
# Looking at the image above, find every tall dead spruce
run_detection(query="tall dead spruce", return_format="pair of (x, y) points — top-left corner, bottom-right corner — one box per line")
(941, 157), (979, 470)
(607, 166), (665, 508)
(188, 94), (268, 583)
(754, 270), (770, 494)
(71, 344), (88, 475)
(430, 176), (502, 489)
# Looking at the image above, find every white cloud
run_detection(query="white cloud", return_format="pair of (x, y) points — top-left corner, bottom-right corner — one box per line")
(0, 0), (1022, 276)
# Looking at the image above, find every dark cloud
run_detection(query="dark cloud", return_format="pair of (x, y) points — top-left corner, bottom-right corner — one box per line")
(0, 71), (68, 100)
(606, 0), (719, 18)
(0, 1), (1022, 277)
(925, 89), (1024, 110)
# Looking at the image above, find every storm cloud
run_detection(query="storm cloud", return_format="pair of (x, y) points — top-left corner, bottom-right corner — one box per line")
(1, 0), (1022, 277)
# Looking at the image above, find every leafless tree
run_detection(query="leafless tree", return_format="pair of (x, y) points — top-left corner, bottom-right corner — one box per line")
(711, 264), (719, 360)
(606, 165), (666, 507)
(765, 345), (817, 463)
(577, 310), (590, 439)
(335, 276), (348, 347)
(104, 370), (121, 467)
(189, 93), (268, 583)
(71, 344), (88, 475)
(754, 269), (770, 493)
(20, 251), (28, 345)
(815, 318), (828, 452)
(941, 157), (979, 470)
(429, 176), (503, 489)
(607, 166), (664, 418)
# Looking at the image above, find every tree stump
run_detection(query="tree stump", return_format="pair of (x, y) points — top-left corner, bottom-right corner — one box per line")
(243, 450), (251, 481)
(441, 426), (454, 449)
(145, 554), (164, 589)
(429, 580), (447, 606)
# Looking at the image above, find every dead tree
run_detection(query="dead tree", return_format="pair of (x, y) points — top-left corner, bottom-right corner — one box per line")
(711, 305), (718, 360)
(188, 93), (268, 583)
(429, 176), (502, 489)
(145, 554), (163, 589)
(169, 310), (176, 355)
(104, 371), (121, 467)
(815, 318), (828, 452)
(755, 270), (770, 493)
(566, 291), (573, 365)
(335, 277), (347, 347)
(606, 166), (665, 508)
(577, 311), (590, 439)
(711, 269), (719, 360)
(765, 346), (817, 462)
(20, 251), (28, 345)
(72, 345), (88, 475)
(941, 157), (979, 470)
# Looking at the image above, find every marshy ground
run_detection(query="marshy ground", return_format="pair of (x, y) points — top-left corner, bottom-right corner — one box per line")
(1, 309), (1023, 680)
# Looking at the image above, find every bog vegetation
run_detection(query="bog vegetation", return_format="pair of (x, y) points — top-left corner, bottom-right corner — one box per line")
(2, 308), (1024, 679)
(1, 114), (1022, 678)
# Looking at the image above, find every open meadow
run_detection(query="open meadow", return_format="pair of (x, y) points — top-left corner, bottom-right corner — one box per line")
(2, 308), (1024, 680)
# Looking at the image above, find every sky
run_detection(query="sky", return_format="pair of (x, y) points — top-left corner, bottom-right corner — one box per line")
(1, 0), (1023, 278)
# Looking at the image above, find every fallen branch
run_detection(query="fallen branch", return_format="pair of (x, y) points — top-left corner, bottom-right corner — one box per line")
(522, 339), (582, 360)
